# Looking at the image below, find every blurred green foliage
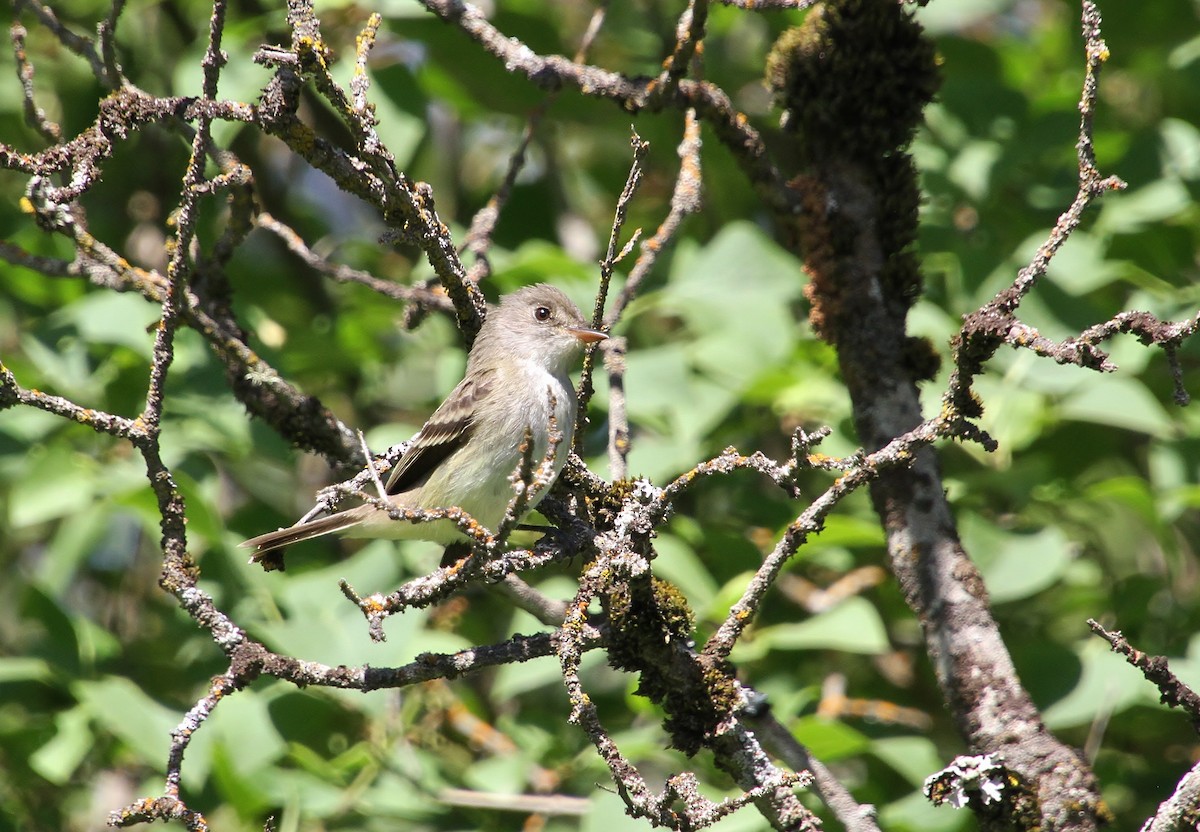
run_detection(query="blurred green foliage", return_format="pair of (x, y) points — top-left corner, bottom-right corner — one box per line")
(1, 0), (1199, 830)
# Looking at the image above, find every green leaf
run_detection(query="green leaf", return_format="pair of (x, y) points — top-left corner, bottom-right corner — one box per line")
(964, 518), (1075, 604)
(18, 334), (109, 402)
(948, 139), (1002, 201)
(915, 0), (1014, 36)
(1096, 179), (1195, 234)
(1039, 231), (1124, 296)
(33, 504), (113, 595)
(738, 597), (890, 658)
(464, 754), (530, 795)
(663, 222), (803, 388)
(75, 676), (178, 767)
(49, 291), (159, 357)
(492, 241), (597, 291)
(0, 407), (64, 444)
(208, 741), (276, 815)
(1042, 641), (1156, 729)
(810, 515), (888, 549)
(584, 790), (637, 832)
(252, 767), (351, 817)
(20, 585), (81, 676)
(790, 714), (871, 760)
(0, 657), (53, 683)
(259, 542), (428, 666)
(626, 344), (740, 439)
(8, 446), (97, 528)
(879, 787), (970, 832)
(1058, 376), (1175, 437)
(872, 736), (944, 787)
(1084, 476), (1159, 526)
(650, 533), (719, 617)
(184, 687), (287, 789)
(974, 367), (1053, 458)
(358, 770), (435, 817)
(29, 706), (93, 784)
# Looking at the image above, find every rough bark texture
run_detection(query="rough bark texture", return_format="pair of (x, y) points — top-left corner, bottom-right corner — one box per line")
(811, 151), (1104, 832)
(765, 1), (1108, 828)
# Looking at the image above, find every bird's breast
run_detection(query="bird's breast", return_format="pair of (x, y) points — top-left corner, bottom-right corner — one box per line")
(418, 365), (575, 530)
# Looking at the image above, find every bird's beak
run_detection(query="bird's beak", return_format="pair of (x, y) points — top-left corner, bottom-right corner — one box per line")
(569, 326), (608, 345)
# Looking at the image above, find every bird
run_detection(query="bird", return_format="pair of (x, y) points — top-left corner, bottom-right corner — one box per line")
(240, 284), (606, 569)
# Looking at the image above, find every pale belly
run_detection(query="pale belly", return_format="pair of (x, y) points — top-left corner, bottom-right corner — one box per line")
(349, 371), (576, 544)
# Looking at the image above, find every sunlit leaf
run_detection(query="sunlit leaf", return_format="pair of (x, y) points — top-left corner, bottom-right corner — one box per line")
(739, 597), (890, 658)
(964, 518), (1075, 603)
(29, 707), (93, 785)
(75, 677), (177, 767)
(1043, 642), (1158, 729)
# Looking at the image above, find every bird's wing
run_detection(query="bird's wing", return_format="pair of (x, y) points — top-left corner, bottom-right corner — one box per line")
(384, 368), (494, 496)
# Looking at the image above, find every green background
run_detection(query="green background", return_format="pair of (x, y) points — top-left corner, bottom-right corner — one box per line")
(2, 0), (1199, 829)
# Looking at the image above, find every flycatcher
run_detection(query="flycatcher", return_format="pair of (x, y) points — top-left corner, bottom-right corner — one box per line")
(241, 284), (606, 564)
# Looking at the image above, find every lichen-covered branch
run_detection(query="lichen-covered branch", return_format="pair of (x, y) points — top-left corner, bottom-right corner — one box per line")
(606, 109), (703, 328)
(756, 1), (1185, 829)
(1089, 620), (1200, 734)
(574, 130), (646, 447)
(255, 0), (486, 339)
(5, 0), (1196, 830)
(417, 0), (795, 214)
(1139, 761), (1200, 832)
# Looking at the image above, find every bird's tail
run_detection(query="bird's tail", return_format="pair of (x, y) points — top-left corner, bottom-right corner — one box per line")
(240, 510), (363, 562)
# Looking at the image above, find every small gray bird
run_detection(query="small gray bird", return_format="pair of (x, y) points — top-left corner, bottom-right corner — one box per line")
(241, 284), (606, 566)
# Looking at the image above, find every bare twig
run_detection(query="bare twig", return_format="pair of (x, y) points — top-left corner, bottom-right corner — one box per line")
(1088, 620), (1200, 734)
(111, 2), (235, 825)
(603, 337), (631, 480)
(351, 13), (381, 120)
(574, 131), (646, 450)
(606, 109), (703, 328)
(254, 212), (453, 308)
(255, 0), (486, 340)
(747, 708), (882, 832)
(10, 20), (61, 141)
(714, 0), (817, 7)
(96, 0), (125, 84)
(0, 363), (143, 440)
(700, 417), (949, 660)
(946, 0), (1130, 419)
(491, 575), (570, 626)
(14, 0), (108, 81)
(557, 548), (818, 830)
(417, 0), (794, 214)
(405, 2), (611, 326)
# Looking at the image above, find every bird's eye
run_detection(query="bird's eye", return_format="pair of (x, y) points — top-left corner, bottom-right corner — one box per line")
(534, 305), (552, 322)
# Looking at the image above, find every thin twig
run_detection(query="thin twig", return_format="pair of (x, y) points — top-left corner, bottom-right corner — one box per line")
(1088, 619), (1200, 733)
(491, 575), (570, 626)
(255, 212), (452, 308)
(603, 337), (630, 481)
(10, 20), (61, 141)
(574, 131), (647, 450)
(606, 109), (703, 328)
(416, 0), (795, 214)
